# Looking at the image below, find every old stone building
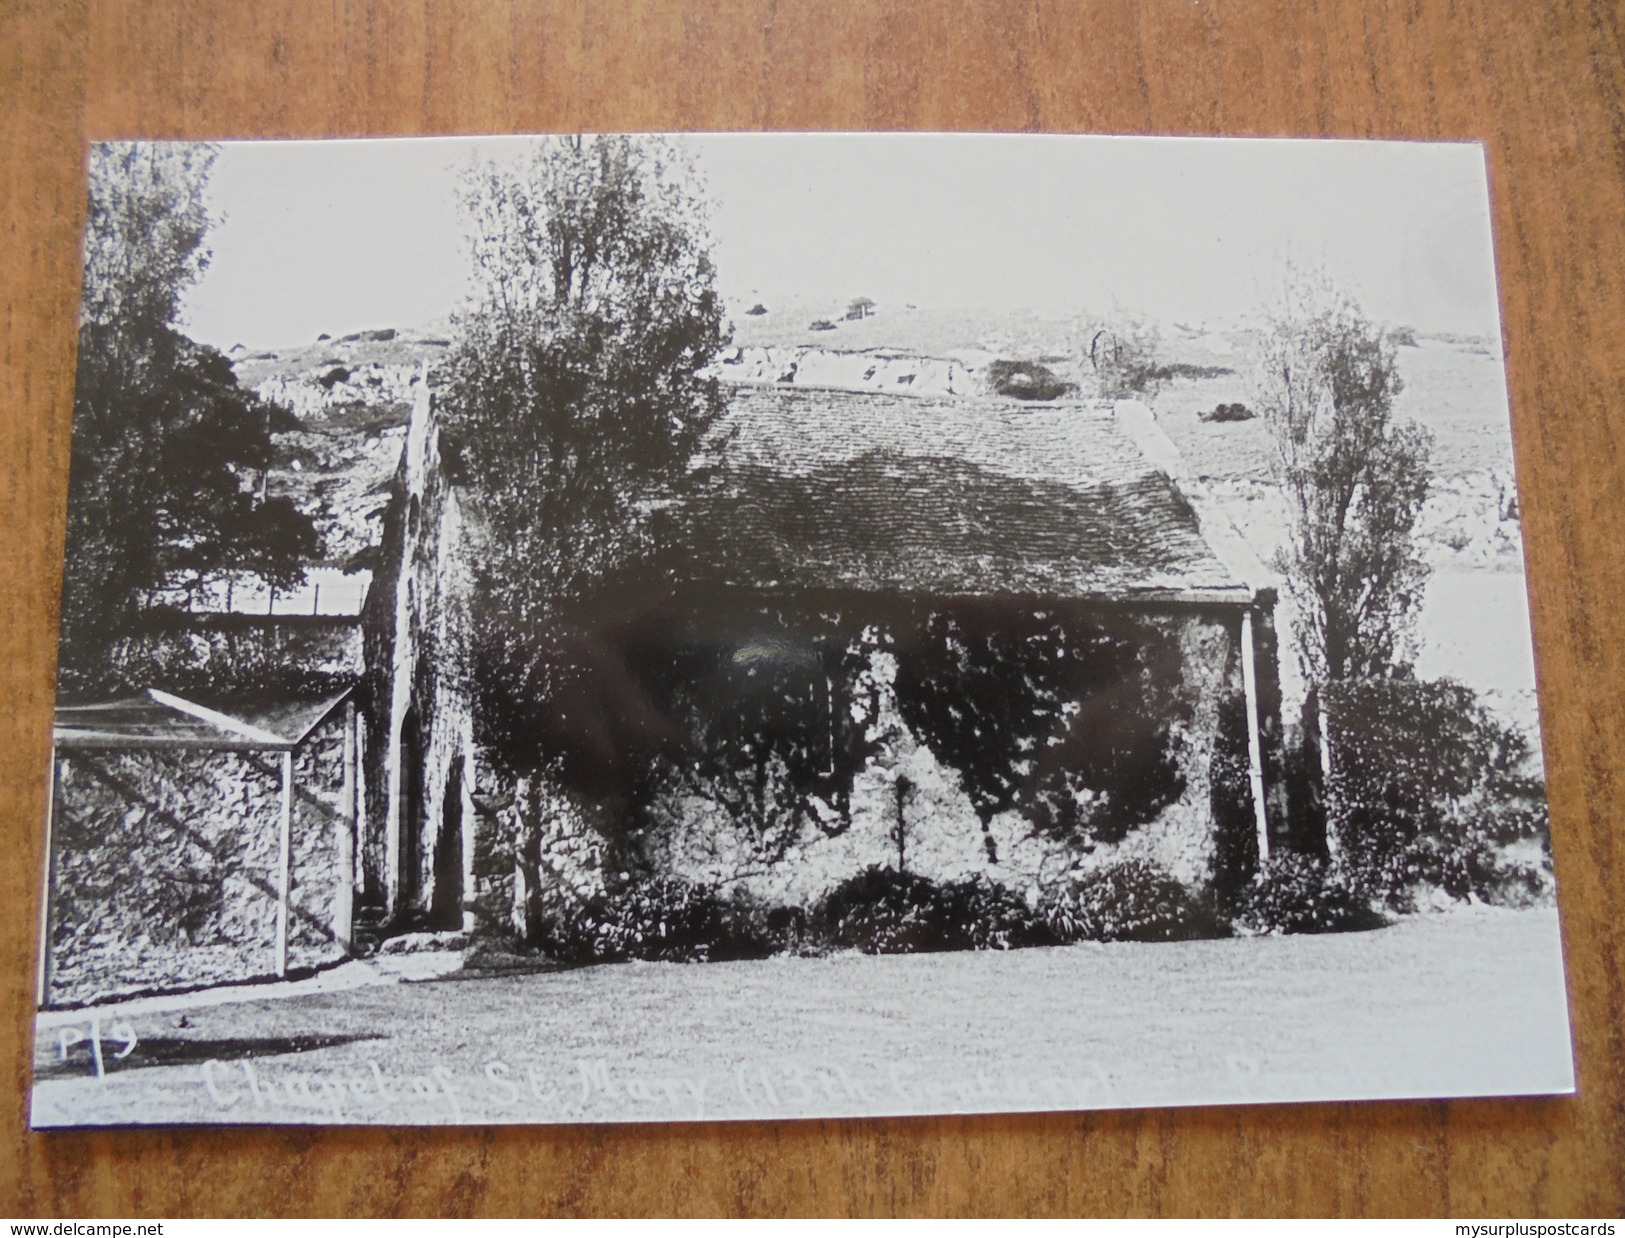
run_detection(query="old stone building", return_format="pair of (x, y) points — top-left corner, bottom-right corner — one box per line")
(364, 378), (1285, 938)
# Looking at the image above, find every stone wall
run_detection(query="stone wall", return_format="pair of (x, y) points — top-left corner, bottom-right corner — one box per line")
(470, 602), (1262, 934)
(361, 380), (479, 928)
(631, 608), (1248, 907)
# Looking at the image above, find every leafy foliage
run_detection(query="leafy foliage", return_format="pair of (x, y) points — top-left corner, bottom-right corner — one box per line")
(1324, 675), (1550, 906)
(811, 866), (1053, 954)
(893, 604), (1188, 845)
(1041, 859), (1227, 943)
(985, 358), (1078, 401)
(1233, 852), (1387, 935)
(630, 623), (882, 866)
(533, 876), (779, 964)
(1251, 273), (1433, 684)
(443, 135), (729, 773)
(61, 142), (318, 689)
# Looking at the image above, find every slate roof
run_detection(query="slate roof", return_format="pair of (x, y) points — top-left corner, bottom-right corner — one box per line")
(667, 383), (1250, 602)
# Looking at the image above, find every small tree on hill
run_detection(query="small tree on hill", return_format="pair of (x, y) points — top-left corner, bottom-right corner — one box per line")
(1079, 310), (1166, 400)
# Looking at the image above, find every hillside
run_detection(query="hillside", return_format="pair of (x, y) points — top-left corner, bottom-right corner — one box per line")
(232, 314), (1521, 576)
(231, 327), (452, 569)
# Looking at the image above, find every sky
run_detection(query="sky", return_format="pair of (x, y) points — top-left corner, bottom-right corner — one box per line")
(174, 132), (1505, 351)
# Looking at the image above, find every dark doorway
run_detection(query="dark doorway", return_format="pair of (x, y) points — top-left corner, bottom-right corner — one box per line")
(399, 708), (423, 913)
(430, 758), (464, 930)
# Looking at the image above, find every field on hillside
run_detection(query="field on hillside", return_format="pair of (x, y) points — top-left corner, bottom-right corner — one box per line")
(1153, 336), (1519, 484)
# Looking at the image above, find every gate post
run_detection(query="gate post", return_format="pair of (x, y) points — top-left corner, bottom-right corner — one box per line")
(277, 751), (293, 977)
(334, 701), (357, 952)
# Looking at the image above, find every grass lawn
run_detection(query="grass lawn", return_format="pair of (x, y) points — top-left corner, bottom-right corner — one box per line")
(31, 905), (1572, 1127)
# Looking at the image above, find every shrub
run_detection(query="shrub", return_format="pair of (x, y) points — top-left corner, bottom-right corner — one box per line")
(808, 319), (837, 332)
(1397, 829), (1553, 909)
(812, 867), (1053, 954)
(1200, 402), (1254, 422)
(745, 303), (768, 315)
(1152, 362), (1236, 382)
(1234, 853), (1387, 935)
(1080, 316), (1167, 399)
(985, 359), (1078, 401)
(1324, 676), (1551, 907)
(1042, 859), (1227, 943)
(534, 877), (779, 965)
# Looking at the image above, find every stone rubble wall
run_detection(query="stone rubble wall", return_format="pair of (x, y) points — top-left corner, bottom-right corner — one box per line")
(45, 718), (348, 1007)
(483, 609), (1250, 922)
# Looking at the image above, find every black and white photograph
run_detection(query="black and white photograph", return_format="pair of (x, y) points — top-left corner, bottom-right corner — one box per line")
(31, 131), (1573, 1127)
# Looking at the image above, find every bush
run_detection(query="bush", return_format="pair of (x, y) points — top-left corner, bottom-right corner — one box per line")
(1042, 859), (1227, 943)
(812, 867), (1053, 954)
(985, 359), (1078, 401)
(1324, 676), (1551, 907)
(1152, 362), (1235, 382)
(1200, 402), (1254, 422)
(808, 319), (837, 332)
(1397, 829), (1553, 909)
(1234, 853), (1387, 934)
(1080, 316), (1167, 399)
(534, 877), (780, 964)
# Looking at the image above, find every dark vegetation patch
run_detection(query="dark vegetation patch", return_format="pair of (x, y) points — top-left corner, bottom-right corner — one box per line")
(1234, 853), (1388, 935)
(1042, 859), (1229, 943)
(532, 877), (780, 965)
(1145, 362), (1235, 382)
(528, 860), (1249, 967)
(745, 303), (768, 316)
(812, 867), (1054, 954)
(1200, 402), (1254, 423)
(985, 358), (1078, 401)
(264, 400), (304, 432)
(808, 319), (837, 332)
(894, 607), (1188, 847)
(1325, 676), (1550, 909)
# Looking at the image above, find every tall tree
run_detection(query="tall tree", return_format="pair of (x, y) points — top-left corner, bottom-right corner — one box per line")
(1250, 273), (1433, 687)
(442, 135), (729, 773)
(61, 142), (317, 690)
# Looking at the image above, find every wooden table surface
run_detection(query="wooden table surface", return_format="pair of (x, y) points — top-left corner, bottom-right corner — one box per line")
(3, 0), (1623, 1218)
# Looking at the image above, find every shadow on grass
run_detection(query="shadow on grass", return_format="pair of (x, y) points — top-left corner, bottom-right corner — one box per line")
(35, 1032), (385, 1080)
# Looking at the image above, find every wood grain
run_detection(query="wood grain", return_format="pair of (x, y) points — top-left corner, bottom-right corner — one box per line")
(3, 0), (1622, 1217)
